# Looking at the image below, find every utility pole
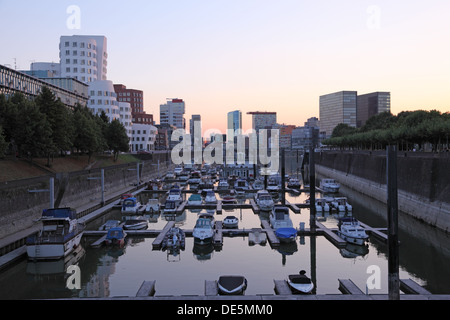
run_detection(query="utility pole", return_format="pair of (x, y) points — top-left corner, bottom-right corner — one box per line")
(387, 145), (400, 300)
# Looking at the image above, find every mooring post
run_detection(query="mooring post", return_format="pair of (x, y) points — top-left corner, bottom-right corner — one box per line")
(309, 148), (316, 231)
(387, 145), (400, 300)
(281, 149), (286, 206)
(49, 177), (54, 209)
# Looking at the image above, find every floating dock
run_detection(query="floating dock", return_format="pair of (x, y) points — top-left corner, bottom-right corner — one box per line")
(152, 221), (175, 250)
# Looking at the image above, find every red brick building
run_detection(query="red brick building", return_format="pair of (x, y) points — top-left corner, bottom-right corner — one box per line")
(114, 84), (154, 125)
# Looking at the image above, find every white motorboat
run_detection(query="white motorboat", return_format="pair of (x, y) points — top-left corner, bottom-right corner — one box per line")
(166, 187), (183, 206)
(145, 199), (160, 213)
(204, 190), (217, 204)
(315, 198), (330, 212)
(217, 179), (230, 190)
(218, 276), (248, 295)
(193, 217), (214, 244)
(320, 179), (340, 193)
(234, 179), (249, 194)
(223, 216), (239, 229)
(255, 190), (275, 211)
(287, 270), (314, 294)
(26, 208), (85, 261)
(165, 171), (176, 180)
(164, 200), (178, 213)
(337, 217), (369, 245)
(123, 216), (148, 230)
(121, 197), (141, 214)
(270, 205), (297, 242)
(267, 176), (281, 192)
(331, 197), (353, 212)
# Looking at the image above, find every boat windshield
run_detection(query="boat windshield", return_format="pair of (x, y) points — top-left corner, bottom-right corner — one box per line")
(166, 201), (176, 209)
(195, 219), (212, 228)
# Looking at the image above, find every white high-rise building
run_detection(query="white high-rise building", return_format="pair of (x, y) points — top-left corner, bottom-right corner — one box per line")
(88, 80), (120, 122)
(59, 35), (108, 83)
(160, 98), (186, 129)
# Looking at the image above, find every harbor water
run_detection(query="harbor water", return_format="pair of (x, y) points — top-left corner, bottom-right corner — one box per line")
(0, 182), (449, 299)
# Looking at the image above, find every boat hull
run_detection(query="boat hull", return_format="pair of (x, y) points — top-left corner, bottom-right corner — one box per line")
(218, 276), (247, 295)
(26, 232), (83, 261)
(337, 231), (368, 246)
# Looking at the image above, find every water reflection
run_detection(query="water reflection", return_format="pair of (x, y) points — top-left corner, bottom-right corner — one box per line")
(0, 178), (449, 299)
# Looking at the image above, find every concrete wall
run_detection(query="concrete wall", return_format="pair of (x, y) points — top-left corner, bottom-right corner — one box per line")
(315, 151), (450, 233)
(0, 153), (173, 240)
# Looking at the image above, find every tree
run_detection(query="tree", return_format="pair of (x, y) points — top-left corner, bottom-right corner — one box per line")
(0, 125), (8, 158)
(36, 87), (74, 164)
(72, 105), (102, 163)
(331, 123), (357, 138)
(105, 119), (130, 161)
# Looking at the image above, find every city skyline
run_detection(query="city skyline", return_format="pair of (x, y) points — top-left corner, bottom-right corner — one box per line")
(1, 1), (449, 133)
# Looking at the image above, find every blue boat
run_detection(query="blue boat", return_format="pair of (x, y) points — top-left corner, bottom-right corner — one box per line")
(121, 197), (141, 214)
(105, 227), (127, 247)
(275, 228), (298, 243)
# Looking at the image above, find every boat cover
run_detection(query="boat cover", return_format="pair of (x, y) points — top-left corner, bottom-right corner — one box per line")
(288, 275), (312, 284)
(276, 228), (297, 238)
(106, 228), (125, 240)
(218, 276), (247, 291)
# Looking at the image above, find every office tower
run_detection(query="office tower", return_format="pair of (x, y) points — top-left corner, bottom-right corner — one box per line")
(59, 35), (108, 83)
(160, 98), (186, 129)
(227, 110), (242, 133)
(357, 92), (391, 127)
(247, 111), (277, 132)
(319, 91), (357, 139)
(190, 114), (202, 146)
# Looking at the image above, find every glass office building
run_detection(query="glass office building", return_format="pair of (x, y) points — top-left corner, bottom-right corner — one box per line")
(356, 92), (391, 127)
(319, 91), (357, 139)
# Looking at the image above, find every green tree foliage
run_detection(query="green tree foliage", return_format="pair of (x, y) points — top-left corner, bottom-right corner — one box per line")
(36, 87), (74, 160)
(105, 119), (130, 161)
(331, 123), (357, 138)
(0, 93), (132, 163)
(323, 110), (450, 151)
(0, 125), (8, 158)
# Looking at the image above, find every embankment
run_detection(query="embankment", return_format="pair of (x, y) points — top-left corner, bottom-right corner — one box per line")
(315, 151), (450, 233)
(0, 152), (173, 241)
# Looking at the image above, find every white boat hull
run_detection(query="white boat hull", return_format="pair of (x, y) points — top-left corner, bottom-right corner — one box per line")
(27, 233), (83, 261)
(337, 231), (368, 246)
(288, 281), (314, 294)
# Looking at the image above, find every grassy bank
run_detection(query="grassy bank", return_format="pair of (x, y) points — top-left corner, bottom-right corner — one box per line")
(0, 154), (141, 182)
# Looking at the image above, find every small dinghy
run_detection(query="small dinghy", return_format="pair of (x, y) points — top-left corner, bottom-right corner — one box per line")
(218, 275), (248, 295)
(223, 216), (239, 229)
(287, 270), (314, 294)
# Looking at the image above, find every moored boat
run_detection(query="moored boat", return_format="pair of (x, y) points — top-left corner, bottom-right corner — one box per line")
(121, 197), (141, 214)
(255, 190), (275, 211)
(218, 276), (248, 295)
(105, 227), (127, 246)
(320, 178), (340, 193)
(123, 217), (148, 230)
(193, 217), (214, 244)
(337, 217), (369, 245)
(188, 194), (203, 206)
(331, 197), (352, 212)
(26, 208), (85, 261)
(223, 216), (239, 229)
(270, 205), (297, 242)
(287, 270), (314, 294)
(161, 227), (186, 252)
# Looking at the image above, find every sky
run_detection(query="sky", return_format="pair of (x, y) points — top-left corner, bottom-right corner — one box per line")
(1, 0), (450, 133)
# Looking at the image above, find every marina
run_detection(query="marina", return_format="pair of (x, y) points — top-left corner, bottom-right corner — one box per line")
(0, 165), (449, 300)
